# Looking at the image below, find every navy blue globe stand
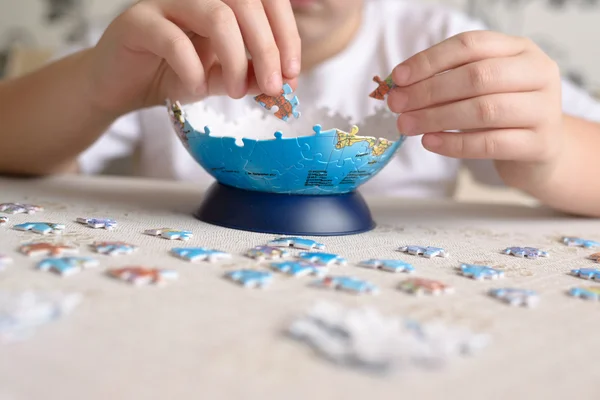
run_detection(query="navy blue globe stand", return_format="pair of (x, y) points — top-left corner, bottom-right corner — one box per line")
(195, 182), (376, 236)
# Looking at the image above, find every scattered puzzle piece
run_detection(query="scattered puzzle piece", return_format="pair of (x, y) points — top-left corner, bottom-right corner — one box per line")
(358, 259), (415, 273)
(0, 216), (7, 226)
(245, 246), (290, 261)
(0, 291), (82, 343)
(398, 245), (449, 258)
(254, 83), (301, 121)
(0, 203), (43, 215)
(144, 228), (193, 241)
(502, 247), (548, 259)
(108, 266), (178, 286)
(298, 252), (347, 266)
(570, 268), (600, 280)
(369, 74), (396, 100)
(488, 288), (539, 307)
(458, 264), (504, 280)
(562, 237), (600, 248)
(13, 222), (65, 235)
(568, 286), (600, 301)
(76, 217), (117, 230)
(313, 276), (379, 295)
(397, 278), (454, 296)
(270, 260), (327, 277)
(225, 269), (273, 288)
(0, 255), (13, 271)
(19, 242), (78, 257)
(589, 253), (600, 263)
(268, 237), (325, 250)
(90, 241), (138, 256)
(170, 247), (231, 262)
(37, 257), (99, 277)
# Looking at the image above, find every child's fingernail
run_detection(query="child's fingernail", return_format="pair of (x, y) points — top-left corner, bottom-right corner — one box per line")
(424, 134), (443, 148)
(393, 65), (410, 85)
(287, 58), (300, 75)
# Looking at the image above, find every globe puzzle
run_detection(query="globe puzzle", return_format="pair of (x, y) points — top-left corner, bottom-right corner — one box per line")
(167, 99), (405, 195)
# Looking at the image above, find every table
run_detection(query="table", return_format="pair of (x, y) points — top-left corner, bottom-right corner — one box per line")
(1, 175), (599, 400)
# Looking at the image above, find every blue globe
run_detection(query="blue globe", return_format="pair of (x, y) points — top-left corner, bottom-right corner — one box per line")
(167, 101), (405, 195)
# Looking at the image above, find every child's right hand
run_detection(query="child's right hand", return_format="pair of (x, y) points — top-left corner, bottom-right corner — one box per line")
(86, 0), (301, 115)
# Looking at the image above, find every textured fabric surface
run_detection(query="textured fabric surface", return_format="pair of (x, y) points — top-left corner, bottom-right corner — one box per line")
(1, 175), (599, 400)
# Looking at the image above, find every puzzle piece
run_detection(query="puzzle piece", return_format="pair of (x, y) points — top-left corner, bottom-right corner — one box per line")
(397, 278), (454, 296)
(589, 253), (600, 263)
(245, 246), (290, 261)
(570, 268), (600, 280)
(312, 276), (379, 295)
(37, 257), (99, 277)
(0, 203), (43, 214)
(254, 83), (301, 121)
(90, 241), (138, 256)
(0, 255), (13, 271)
(0, 216), (7, 226)
(458, 264), (504, 280)
(13, 222), (65, 235)
(108, 266), (179, 286)
(144, 228), (193, 241)
(170, 247), (231, 262)
(562, 237), (600, 248)
(502, 247), (548, 259)
(224, 269), (273, 288)
(297, 252), (347, 266)
(268, 237), (325, 250)
(19, 242), (78, 257)
(488, 288), (539, 307)
(76, 217), (117, 230)
(398, 245), (449, 258)
(369, 74), (395, 100)
(358, 259), (415, 273)
(568, 286), (600, 301)
(0, 291), (82, 343)
(270, 260), (327, 277)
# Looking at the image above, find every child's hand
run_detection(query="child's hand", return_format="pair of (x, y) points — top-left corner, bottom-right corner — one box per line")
(387, 30), (564, 187)
(87, 0), (301, 114)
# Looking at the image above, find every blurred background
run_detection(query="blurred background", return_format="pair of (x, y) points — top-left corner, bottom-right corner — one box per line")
(0, 0), (598, 205)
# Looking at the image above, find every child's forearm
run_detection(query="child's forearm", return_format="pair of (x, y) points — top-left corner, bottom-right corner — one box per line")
(518, 114), (600, 217)
(0, 49), (118, 176)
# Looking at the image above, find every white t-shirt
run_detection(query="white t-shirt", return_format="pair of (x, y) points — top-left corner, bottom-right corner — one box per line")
(76, 0), (600, 198)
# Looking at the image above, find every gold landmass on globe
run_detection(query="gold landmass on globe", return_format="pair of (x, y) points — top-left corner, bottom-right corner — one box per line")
(334, 125), (393, 157)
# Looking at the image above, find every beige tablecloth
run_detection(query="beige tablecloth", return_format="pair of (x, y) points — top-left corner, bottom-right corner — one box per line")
(0, 175), (599, 400)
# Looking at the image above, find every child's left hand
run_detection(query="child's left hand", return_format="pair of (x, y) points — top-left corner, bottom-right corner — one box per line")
(387, 30), (564, 187)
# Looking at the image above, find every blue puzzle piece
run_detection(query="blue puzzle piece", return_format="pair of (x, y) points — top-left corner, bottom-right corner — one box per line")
(171, 247), (231, 262)
(297, 252), (347, 266)
(502, 247), (548, 259)
(76, 217), (117, 230)
(568, 286), (600, 301)
(91, 241), (138, 256)
(225, 269), (273, 288)
(270, 260), (327, 277)
(570, 268), (600, 280)
(312, 276), (379, 295)
(37, 256), (99, 276)
(488, 288), (539, 307)
(562, 237), (600, 248)
(144, 228), (193, 241)
(459, 264), (504, 280)
(14, 222), (65, 235)
(398, 245), (449, 258)
(268, 237), (325, 250)
(245, 246), (290, 261)
(358, 259), (415, 273)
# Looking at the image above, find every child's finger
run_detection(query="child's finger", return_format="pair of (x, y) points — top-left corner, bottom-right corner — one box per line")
(165, 0), (249, 98)
(396, 92), (546, 135)
(421, 128), (540, 161)
(222, 0), (283, 95)
(388, 54), (556, 113)
(261, 0), (301, 78)
(391, 31), (531, 87)
(124, 3), (205, 94)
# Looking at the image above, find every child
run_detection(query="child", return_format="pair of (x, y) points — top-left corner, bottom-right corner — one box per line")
(1, 0), (600, 216)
